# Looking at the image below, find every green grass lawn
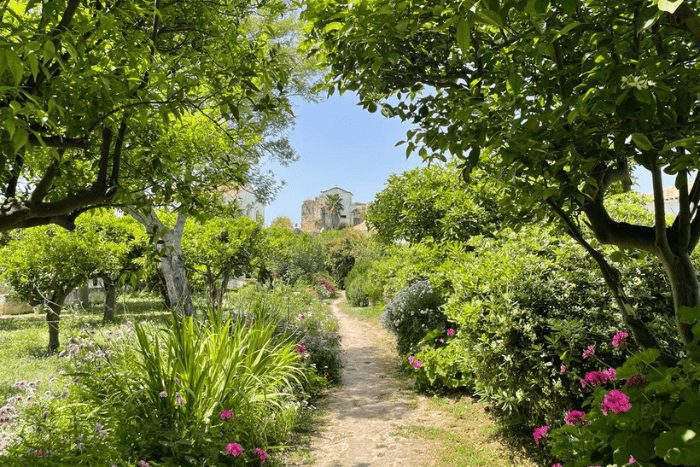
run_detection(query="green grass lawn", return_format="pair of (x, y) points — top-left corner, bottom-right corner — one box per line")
(0, 296), (168, 405)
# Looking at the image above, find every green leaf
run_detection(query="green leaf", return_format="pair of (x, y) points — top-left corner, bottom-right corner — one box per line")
(655, 425), (700, 465)
(12, 127), (28, 152)
(456, 19), (471, 54)
(678, 306), (700, 325)
(631, 133), (654, 151)
(475, 8), (503, 28)
(553, 21), (581, 40)
(323, 22), (343, 33)
(656, 0), (683, 13)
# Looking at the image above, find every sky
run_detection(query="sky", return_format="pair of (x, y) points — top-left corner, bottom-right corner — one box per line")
(263, 93), (422, 226)
(263, 92), (672, 225)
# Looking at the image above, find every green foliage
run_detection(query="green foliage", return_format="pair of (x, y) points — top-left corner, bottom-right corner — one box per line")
(367, 164), (501, 244)
(263, 227), (326, 285)
(319, 229), (372, 287)
(230, 284), (342, 386)
(344, 259), (383, 307)
(549, 322), (700, 466)
(1, 0), (303, 229)
(183, 216), (263, 308)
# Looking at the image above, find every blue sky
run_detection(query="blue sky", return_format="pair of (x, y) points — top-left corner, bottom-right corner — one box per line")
(265, 92), (669, 225)
(264, 93), (422, 225)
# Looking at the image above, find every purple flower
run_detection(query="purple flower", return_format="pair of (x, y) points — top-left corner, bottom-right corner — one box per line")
(564, 410), (586, 426)
(158, 390), (168, 398)
(612, 331), (629, 349)
(532, 425), (550, 445)
(175, 392), (184, 406)
(582, 344), (596, 360)
(601, 390), (632, 415)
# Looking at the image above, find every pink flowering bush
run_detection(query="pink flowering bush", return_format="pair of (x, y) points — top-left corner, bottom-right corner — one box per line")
(549, 328), (700, 466)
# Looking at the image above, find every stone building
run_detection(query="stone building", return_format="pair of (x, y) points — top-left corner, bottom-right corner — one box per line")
(301, 187), (367, 233)
(221, 186), (266, 222)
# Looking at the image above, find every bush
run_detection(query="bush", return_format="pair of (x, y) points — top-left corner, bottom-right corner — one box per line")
(547, 319), (700, 466)
(410, 225), (680, 435)
(381, 279), (445, 355)
(313, 274), (337, 300)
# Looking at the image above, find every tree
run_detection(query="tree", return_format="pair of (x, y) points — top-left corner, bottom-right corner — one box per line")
(367, 163), (502, 244)
(303, 0), (700, 348)
(324, 193), (344, 229)
(184, 216), (263, 310)
(262, 227), (326, 284)
(76, 211), (146, 322)
(0, 0), (296, 230)
(0, 225), (101, 350)
(270, 216), (295, 230)
(319, 228), (373, 287)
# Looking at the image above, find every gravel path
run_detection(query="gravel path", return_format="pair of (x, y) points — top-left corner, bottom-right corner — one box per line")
(309, 295), (526, 467)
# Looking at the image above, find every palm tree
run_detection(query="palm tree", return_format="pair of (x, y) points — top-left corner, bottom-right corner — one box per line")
(324, 194), (344, 229)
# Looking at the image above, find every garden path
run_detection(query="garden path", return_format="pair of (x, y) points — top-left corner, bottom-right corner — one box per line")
(308, 295), (528, 467)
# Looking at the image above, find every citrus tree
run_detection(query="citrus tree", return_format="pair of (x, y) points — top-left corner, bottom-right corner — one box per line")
(0, 0), (297, 230)
(303, 0), (700, 348)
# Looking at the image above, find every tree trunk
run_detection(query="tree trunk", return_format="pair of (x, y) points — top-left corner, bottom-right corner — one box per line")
(47, 290), (68, 352)
(103, 279), (118, 322)
(130, 209), (195, 316)
(661, 253), (699, 345)
(78, 284), (90, 308)
(217, 270), (231, 311)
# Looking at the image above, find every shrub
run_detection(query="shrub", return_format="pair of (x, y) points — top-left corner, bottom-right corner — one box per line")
(381, 279), (445, 355)
(313, 274), (337, 300)
(548, 316), (700, 466)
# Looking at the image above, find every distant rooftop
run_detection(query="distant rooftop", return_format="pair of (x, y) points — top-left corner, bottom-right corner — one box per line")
(320, 187), (352, 195)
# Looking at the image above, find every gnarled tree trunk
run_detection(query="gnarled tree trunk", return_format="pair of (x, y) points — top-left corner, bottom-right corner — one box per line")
(130, 208), (195, 316)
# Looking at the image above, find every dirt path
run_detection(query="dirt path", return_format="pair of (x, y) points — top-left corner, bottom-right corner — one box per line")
(309, 295), (528, 467)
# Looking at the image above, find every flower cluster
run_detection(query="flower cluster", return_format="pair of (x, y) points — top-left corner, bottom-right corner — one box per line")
(533, 425), (550, 445)
(407, 355), (422, 369)
(601, 390), (632, 415)
(219, 409), (234, 421)
(582, 344), (596, 360)
(611, 331), (629, 349)
(224, 443), (268, 462)
(579, 368), (616, 388)
(564, 410), (586, 426)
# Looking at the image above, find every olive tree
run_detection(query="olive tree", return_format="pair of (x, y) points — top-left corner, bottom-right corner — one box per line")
(303, 0), (700, 348)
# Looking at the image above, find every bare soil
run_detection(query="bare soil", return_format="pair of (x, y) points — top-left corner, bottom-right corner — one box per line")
(308, 295), (531, 467)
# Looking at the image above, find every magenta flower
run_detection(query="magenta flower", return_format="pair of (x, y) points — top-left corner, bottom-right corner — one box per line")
(582, 344), (596, 360)
(255, 447), (269, 463)
(220, 409), (234, 421)
(628, 455), (636, 465)
(408, 355), (415, 365)
(296, 344), (306, 354)
(601, 390), (632, 415)
(612, 331), (629, 349)
(412, 359), (422, 369)
(158, 390), (168, 398)
(559, 364), (567, 375)
(137, 460), (149, 467)
(580, 368), (616, 388)
(564, 410), (586, 426)
(533, 425), (550, 445)
(446, 328), (455, 336)
(552, 464), (563, 467)
(225, 442), (244, 457)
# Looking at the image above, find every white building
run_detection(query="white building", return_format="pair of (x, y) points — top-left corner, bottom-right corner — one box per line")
(222, 186), (265, 222)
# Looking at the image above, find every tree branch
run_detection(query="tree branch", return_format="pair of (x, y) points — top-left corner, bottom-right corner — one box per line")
(5, 153), (23, 198)
(676, 170), (691, 250)
(30, 156), (61, 204)
(651, 162), (674, 258)
(672, 3), (700, 44)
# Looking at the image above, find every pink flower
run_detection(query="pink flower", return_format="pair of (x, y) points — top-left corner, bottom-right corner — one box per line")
(158, 390), (168, 398)
(299, 314), (305, 321)
(137, 461), (149, 467)
(612, 331), (629, 349)
(220, 409), (234, 421)
(175, 392), (184, 406)
(559, 364), (567, 375)
(255, 447), (269, 463)
(580, 368), (616, 388)
(628, 455), (636, 465)
(582, 344), (596, 360)
(446, 328), (455, 336)
(412, 359), (422, 369)
(625, 374), (648, 389)
(564, 410), (586, 426)
(225, 442), (244, 457)
(35, 450), (45, 458)
(533, 425), (550, 445)
(601, 390), (632, 415)
(408, 355), (415, 365)
(296, 344), (306, 354)
(552, 464), (563, 467)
